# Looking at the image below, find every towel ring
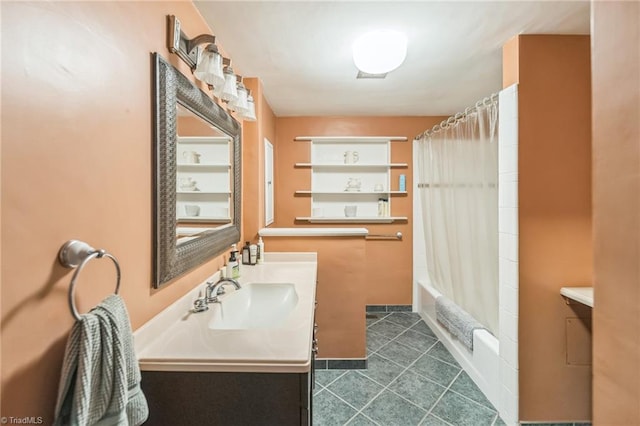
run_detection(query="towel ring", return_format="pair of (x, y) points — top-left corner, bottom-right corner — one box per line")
(58, 240), (121, 321)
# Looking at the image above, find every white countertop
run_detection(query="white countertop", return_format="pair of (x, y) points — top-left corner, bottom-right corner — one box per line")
(560, 286), (594, 308)
(134, 252), (317, 373)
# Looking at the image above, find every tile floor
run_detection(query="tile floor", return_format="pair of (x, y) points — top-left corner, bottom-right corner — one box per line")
(313, 312), (506, 426)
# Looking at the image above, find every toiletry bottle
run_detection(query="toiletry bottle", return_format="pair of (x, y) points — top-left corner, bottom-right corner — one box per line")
(225, 254), (233, 278)
(399, 174), (406, 192)
(230, 244), (240, 278)
(257, 236), (265, 264)
(249, 244), (258, 265)
(242, 241), (251, 265)
(377, 198), (385, 217)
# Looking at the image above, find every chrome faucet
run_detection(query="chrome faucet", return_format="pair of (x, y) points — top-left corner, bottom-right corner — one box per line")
(205, 277), (241, 304)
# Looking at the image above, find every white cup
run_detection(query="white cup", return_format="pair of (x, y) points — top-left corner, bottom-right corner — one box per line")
(344, 151), (359, 164)
(312, 207), (324, 217)
(374, 183), (384, 192)
(184, 204), (201, 217)
(182, 150), (201, 164)
(344, 205), (357, 217)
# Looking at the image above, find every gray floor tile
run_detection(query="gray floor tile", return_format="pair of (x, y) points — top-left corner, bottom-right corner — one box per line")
(410, 320), (438, 338)
(384, 312), (422, 328)
(313, 389), (358, 426)
(327, 371), (384, 409)
(420, 414), (453, 426)
(346, 413), (379, 426)
(431, 390), (497, 426)
(493, 416), (506, 426)
(388, 370), (447, 411)
(362, 390), (427, 426)
(367, 330), (392, 354)
(395, 329), (438, 352)
(366, 313), (389, 327)
(360, 354), (405, 386)
(315, 369), (347, 387)
(314, 382), (324, 396)
(368, 319), (408, 339)
(427, 341), (460, 366)
(449, 371), (494, 409)
(376, 340), (424, 367)
(409, 354), (461, 387)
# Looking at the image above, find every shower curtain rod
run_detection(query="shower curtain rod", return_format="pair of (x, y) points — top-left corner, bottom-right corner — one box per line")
(415, 92), (499, 141)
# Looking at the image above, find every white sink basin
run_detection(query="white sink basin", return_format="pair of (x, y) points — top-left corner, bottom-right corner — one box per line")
(208, 283), (299, 330)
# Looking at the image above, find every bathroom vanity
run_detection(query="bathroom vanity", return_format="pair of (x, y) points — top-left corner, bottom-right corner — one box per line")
(134, 253), (318, 425)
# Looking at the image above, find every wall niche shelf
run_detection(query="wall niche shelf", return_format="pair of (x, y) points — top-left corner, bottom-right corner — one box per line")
(295, 136), (408, 223)
(176, 135), (232, 226)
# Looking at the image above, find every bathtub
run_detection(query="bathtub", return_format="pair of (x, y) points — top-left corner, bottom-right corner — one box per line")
(416, 279), (500, 410)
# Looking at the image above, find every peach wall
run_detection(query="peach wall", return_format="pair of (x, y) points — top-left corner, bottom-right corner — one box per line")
(0, 2), (241, 421)
(265, 237), (367, 358)
(274, 117), (444, 306)
(591, 2), (640, 424)
(506, 35), (593, 422)
(242, 78), (276, 241)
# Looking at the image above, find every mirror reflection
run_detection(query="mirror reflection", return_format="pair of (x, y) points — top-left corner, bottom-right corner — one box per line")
(153, 52), (241, 288)
(175, 104), (233, 243)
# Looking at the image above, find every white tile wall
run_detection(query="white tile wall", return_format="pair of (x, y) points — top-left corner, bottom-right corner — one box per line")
(498, 84), (519, 426)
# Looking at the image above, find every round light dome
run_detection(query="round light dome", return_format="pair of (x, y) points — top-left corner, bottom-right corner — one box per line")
(352, 30), (407, 74)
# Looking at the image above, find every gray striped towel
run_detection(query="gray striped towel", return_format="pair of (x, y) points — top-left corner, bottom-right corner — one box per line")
(435, 295), (485, 351)
(54, 294), (148, 426)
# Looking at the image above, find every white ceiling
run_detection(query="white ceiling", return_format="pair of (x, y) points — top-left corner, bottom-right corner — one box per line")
(194, 1), (590, 116)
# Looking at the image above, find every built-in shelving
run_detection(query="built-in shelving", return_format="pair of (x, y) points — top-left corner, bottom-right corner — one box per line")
(295, 136), (408, 223)
(176, 136), (232, 224)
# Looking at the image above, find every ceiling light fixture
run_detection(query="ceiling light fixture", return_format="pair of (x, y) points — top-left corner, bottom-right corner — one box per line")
(352, 30), (408, 74)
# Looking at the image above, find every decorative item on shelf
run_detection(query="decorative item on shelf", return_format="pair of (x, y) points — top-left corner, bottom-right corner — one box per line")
(374, 183), (385, 192)
(345, 177), (362, 192)
(344, 150), (359, 164)
(179, 177), (200, 192)
(344, 205), (358, 217)
(312, 207), (324, 217)
(182, 150), (201, 164)
(184, 204), (201, 217)
(399, 174), (406, 192)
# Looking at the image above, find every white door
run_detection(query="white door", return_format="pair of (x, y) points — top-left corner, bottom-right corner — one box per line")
(264, 138), (274, 225)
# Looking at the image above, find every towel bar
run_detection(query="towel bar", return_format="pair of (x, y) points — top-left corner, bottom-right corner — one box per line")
(365, 231), (403, 240)
(58, 240), (121, 320)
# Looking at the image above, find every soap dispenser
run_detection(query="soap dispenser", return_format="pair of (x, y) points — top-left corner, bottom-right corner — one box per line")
(241, 241), (251, 265)
(257, 236), (265, 264)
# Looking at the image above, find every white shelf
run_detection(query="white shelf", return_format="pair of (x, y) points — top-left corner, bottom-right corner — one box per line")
(177, 216), (231, 223)
(295, 190), (407, 195)
(295, 163), (408, 168)
(560, 287), (594, 308)
(296, 216), (407, 223)
(177, 136), (231, 144)
(294, 136), (407, 142)
(177, 163), (231, 168)
(259, 227), (369, 237)
(177, 191), (231, 195)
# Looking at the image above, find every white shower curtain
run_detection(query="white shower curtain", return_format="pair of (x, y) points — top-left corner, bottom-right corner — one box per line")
(416, 99), (499, 335)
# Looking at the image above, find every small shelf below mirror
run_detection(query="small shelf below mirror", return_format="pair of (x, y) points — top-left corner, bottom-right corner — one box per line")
(560, 286), (594, 308)
(296, 216), (408, 224)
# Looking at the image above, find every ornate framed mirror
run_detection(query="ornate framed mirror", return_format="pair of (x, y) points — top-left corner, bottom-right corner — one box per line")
(153, 52), (241, 287)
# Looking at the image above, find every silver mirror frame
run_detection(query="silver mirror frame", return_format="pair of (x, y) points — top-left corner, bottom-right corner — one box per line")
(153, 53), (241, 288)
